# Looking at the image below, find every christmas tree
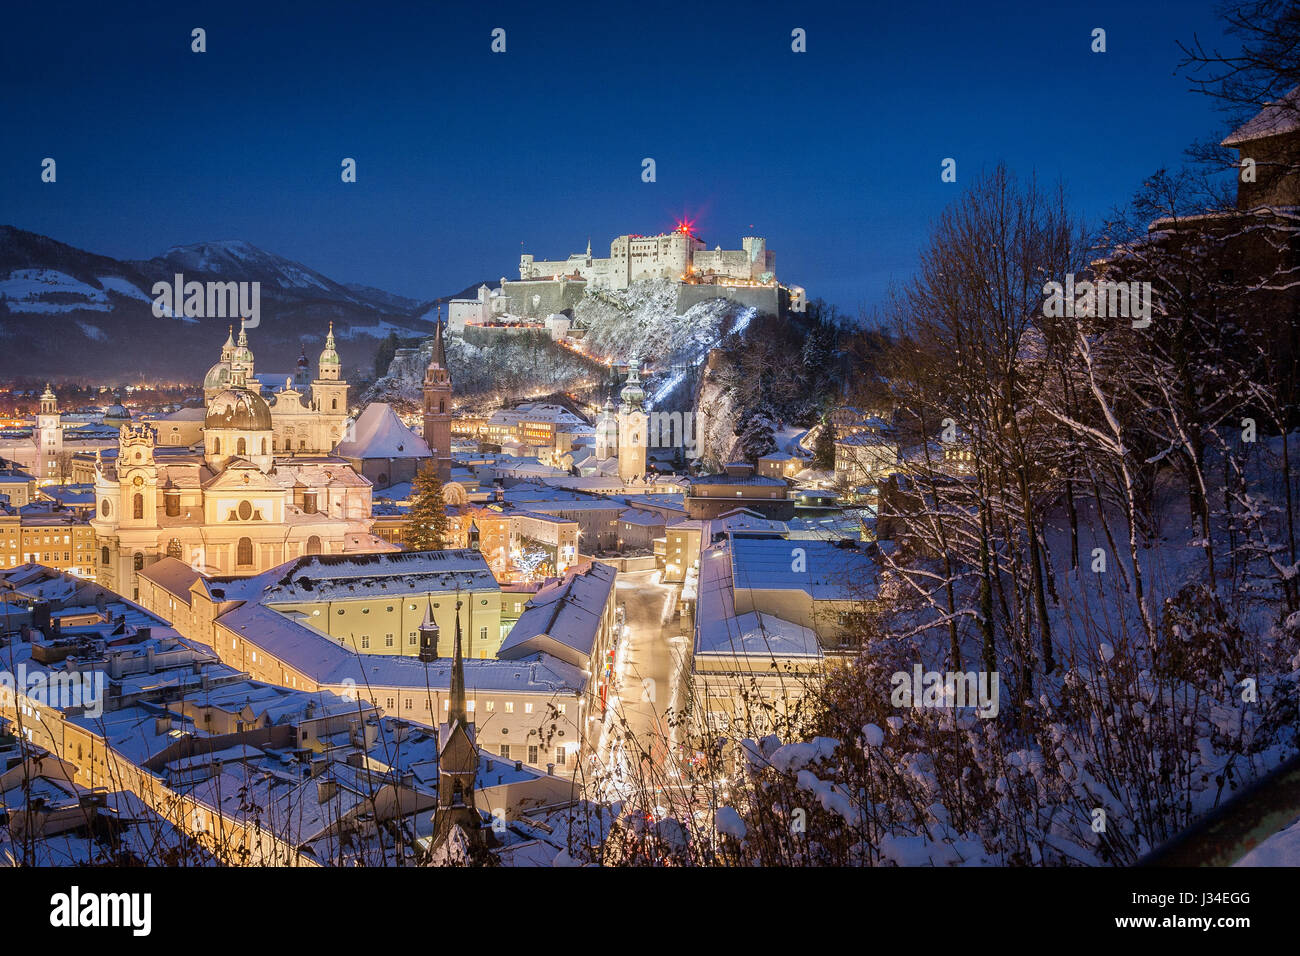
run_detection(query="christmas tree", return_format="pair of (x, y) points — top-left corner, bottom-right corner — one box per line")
(406, 462), (449, 551)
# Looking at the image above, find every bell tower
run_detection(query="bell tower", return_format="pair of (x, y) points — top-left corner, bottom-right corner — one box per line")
(36, 384), (62, 481)
(428, 599), (490, 862)
(617, 361), (648, 483)
(423, 319), (454, 484)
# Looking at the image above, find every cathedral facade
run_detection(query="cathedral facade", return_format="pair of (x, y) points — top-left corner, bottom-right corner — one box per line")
(92, 327), (384, 599)
(203, 324), (350, 455)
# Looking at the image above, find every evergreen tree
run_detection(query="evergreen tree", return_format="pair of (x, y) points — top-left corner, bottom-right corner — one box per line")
(406, 463), (449, 551)
(812, 418), (837, 470)
(735, 404), (778, 462)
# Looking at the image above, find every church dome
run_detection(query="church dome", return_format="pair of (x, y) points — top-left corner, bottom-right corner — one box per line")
(205, 387), (272, 431)
(104, 403), (130, 422)
(204, 361), (232, 391)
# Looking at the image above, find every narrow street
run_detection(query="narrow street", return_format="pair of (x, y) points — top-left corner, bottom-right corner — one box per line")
(596, 569), (692, 799)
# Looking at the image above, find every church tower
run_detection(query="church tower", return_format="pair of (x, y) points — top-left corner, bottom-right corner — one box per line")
(311, 322), (350, 447)
(36, 384), (62, 481)
(595, 396), (618, 460)
(117, 423), (159, 531)
(429, 599), (489, 862)
(423, 319), (454, 484)
(616, 361), (648, 483)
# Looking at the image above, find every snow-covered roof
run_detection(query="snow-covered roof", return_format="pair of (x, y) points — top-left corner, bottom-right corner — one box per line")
(498, 561), (617, 665)
(335, 403), (431, 460)
(729, 535), (876, 601)
(1222, 85), (1300, 146)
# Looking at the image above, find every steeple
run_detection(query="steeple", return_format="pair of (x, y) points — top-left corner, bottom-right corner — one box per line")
(418, 600), (440, 663)
(431, 318), (448, 372)
(449, 597), (466, 726)
(423, 319), (454, 484)
(317, 321), (341, 380)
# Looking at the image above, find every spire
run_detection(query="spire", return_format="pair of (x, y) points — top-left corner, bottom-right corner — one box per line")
(431, 318), (448, 371)
(449, 597), (466, 725)
(237, 322), (249, 348)
(325, 320), (335, 351)
(224, 326), (235, 349)
(586, 237), (592, 258)
(418, 600), (440, 663)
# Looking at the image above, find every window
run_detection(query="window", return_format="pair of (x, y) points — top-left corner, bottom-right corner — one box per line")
(361, 636), (370, 649)
(237, 500), (252, 521)
(132, 494), (143, 519)
(306, 535), (322, 555)
(260, 438), (267, 455)
(212, 437), (220, 455)
(237, 438), (247, 456)
(236, 536), (253, 566)
(302, 492), (318, 514)
(527, 745), (539, 764)
(408, 632), (416, 644)
(385, 697), (394, 709)
(479, 626), (488, 644)
(499, 745), (510, 759)
(384, 634), (393, 647)
(166, 538), (182, 559)
(557, 703), (567, 715)
(555, 747), (566, 767)
(524, 702), (534, 714)
(504, 701), (514, 714)
(100, 546), (109, 565)
(404, 698), (412, 710)
(485, 700), (495, 712)
(133, 552), (143, 572)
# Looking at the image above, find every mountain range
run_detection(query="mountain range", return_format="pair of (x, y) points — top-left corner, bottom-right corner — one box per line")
(0, 225), (479, 383)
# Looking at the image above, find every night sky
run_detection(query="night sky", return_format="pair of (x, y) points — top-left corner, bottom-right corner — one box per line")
(1, 0), (1234, 312)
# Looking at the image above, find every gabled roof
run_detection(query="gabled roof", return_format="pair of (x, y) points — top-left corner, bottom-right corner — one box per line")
(1222, 85), (1300, 146)
(335, 403), (431, 460)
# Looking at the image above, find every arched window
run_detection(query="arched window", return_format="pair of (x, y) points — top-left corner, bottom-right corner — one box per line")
(133, 552), (144, 572)
(133, 493), (143, 519)
(101, 546), (109, 565)
(439, 400), (445, 414)
(331, 398), (338, 410)
(166, 538), (183, 559)
(237, 437), (247, 456)
(260, 438), (267, 455)
(237, 537), (253, 566)
(306, 535), (322, 555)
(213, 437), (221, 455)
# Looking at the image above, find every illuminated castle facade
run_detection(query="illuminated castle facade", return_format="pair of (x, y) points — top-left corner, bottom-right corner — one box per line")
(519, 229), (776, 291)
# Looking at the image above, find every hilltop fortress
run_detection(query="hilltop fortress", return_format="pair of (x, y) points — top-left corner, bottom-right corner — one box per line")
(449, 226), (803, 326)
(520, 229), (774, 290)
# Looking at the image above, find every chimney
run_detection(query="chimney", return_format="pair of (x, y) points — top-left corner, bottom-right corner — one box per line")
(514, 760), (522, 772)
(310, 757), (328, 778)
(546, 762), (555, 775)
(316, 779), (337, 803)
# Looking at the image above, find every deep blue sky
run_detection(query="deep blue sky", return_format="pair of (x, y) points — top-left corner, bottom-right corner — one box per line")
(1, 0), (1235, 313)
